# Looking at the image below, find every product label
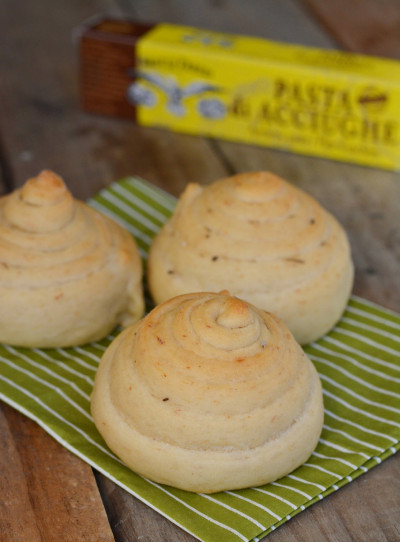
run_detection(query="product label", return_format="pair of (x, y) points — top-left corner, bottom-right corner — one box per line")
(129, 23), (400, 170)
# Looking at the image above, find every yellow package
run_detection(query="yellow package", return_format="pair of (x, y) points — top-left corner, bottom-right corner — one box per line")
(129, 23), (400, 170)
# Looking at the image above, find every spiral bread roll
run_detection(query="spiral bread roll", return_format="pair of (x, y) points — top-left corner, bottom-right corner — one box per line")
(147, 171), (354, 344)
(91, 291), (324, 493)
(0, 170), (144, 347)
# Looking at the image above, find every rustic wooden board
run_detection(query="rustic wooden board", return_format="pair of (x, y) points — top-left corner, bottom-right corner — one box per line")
(268, 452), (400, 542)
(0, 0), (120, 540)
(95, 474), (197, 542)
(0, 403), (114, 542)
(119, 0), (336, 48)
(0, 0), (125, 197)
(302, 0), (400, 58)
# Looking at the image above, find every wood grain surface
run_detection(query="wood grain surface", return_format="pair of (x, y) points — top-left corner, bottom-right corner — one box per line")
(0, 0), (399, 541)
(302, 0), (400, 58)
(0, 403), (113, 542)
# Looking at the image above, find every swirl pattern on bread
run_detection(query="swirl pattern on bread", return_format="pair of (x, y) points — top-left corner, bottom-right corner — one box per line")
(0, 170), (144, 347)
(147, 171), (354, 344)
(91, 291), (324, 493)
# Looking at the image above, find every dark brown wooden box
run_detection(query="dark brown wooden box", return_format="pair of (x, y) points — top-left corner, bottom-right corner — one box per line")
(78, 17), (153, 119)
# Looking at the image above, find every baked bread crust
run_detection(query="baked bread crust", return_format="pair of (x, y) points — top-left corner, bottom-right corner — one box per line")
(147, 171), (354, 344)
(0, 170), (144, 347)
(91, 291), (324, 493)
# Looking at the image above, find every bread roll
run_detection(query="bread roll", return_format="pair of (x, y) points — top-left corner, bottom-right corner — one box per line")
(0, 170), (144, 347)
(91, 291), (324, 493)
(147, 171), (354, 344)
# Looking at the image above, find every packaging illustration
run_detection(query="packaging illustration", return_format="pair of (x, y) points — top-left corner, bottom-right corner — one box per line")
(79, 18), (400, 170)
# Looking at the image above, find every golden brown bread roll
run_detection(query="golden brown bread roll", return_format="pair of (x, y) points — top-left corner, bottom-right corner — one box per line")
(0, 170), (144, 347)
(91, 291), (324, 493)
(147, 171), (354, 344)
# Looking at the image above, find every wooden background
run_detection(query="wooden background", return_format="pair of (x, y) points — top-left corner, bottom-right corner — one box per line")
(0, 0), (399, 541)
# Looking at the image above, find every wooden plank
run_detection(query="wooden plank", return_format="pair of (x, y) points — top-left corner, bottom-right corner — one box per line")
(301, 0), (400, 58)
(0, 0), (129, 194)
(119, 0), (337, 48)
(0, 405), (42, 541)
(0, 1), (122, 541)
(95, 475), (197, 542)
(0, 1), (228, 198)
(0, 139), (14, 196)
(0, 179), (8, 197)
(267, 452), (400, 542)
(0, 403), (114, 542)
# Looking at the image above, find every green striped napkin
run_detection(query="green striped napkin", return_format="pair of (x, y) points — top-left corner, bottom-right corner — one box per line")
(1, 177), (399, 542)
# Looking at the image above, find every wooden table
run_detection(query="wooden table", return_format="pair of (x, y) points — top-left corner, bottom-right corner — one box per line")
(0, 1), (399, 541)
